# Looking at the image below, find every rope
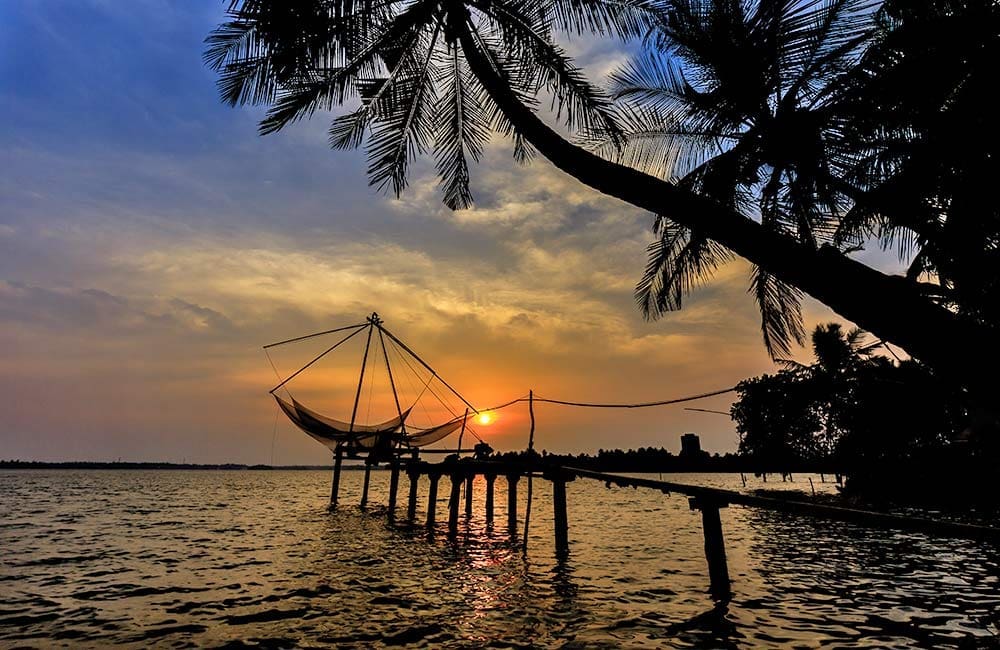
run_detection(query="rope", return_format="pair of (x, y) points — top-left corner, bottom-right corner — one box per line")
(685, 407), (731, 416)
(386, 336), (438, 428)
(387, 336), (434, 405)
(481, 395), (529, 412)
(481, 387), (736, 410)
(263, 349), (292, 398)
(386, 336), (484, 442)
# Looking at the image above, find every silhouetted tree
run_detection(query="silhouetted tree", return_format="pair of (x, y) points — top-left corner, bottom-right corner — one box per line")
(732, 322), (970, 472)
(207, 0), (1000, 403)
(732, 368), (823, 471)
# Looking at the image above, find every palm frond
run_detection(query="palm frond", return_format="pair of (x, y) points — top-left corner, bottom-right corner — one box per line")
(475, 0), (623, 141)
(366, 23), (442, 196)
(750, 264), (805, 358)
(258, 1), (435, 135)
(546, 0), (658, 40)
(433, 47), (492, 209)
(636, 216), (734, 318)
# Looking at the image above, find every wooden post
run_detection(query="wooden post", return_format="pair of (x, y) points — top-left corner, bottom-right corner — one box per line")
(330, 446), (343, 507)
(360, 462), (372, 508)
(406, 469), (419, 520)
(523, 390), (535, 551)
(457, 408), (469, 453)
(690, 498), (731, 599)
(485, 474), (496, 524)
(387, 460), (400, 516)
(426, 474), (440, 526)
(464, 475), (474, 518)
(507, 474), (519, 531)
(448, 473), (462, 533)
(552, 476), (569, 554)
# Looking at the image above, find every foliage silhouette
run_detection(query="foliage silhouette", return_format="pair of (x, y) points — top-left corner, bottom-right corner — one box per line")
(732, 323), (971, 480)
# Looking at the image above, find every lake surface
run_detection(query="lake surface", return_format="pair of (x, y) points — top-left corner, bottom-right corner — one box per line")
(2, 470), (999, 648)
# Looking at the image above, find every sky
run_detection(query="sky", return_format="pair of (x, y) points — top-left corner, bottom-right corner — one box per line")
(0, 0), (859, 464)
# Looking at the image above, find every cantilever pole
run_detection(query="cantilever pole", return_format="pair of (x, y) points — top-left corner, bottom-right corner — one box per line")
(377, 323), (479, 414)
(264, 322), (367, 349)
(349, 322), (375, 434)
(269, 324), (367, 395)
(378, 327), (405, 435)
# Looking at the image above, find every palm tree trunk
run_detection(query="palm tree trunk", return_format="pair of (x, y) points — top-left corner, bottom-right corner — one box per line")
(456, 22), (1000, 400)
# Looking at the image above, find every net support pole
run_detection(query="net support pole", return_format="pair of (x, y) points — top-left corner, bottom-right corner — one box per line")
(485, 474), (496, 524)
(330, 446), (344, 508)
(426, 474), (440, 527)
(690, 497), (731, 600)
(378, 326), (406, 435)
(349, 322), (375, 435)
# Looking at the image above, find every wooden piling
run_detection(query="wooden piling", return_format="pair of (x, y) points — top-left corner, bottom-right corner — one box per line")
(464, 475), (474, 518)
(485, 474), (496, 523)
(507, 474), (519, 531)
(387, 461), (400, 515)
(690, 497), (730, 599)
(552, 477), (569, 553)
(426, 474), (440, 526)
(522, 390), (536, 551)
(448, 473), (462, 532)
(406, 468), (419, 520)
(330, 446), (343, 507)
(360, 462), (372, 508)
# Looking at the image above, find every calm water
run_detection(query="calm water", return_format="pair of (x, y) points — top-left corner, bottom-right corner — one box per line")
(1, 470), (999, 648)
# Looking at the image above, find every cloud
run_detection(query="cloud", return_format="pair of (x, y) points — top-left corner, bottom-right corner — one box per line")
(0, 0), (858, 462)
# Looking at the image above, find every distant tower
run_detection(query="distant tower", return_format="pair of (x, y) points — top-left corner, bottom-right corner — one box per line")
(679, 433), (702, 459)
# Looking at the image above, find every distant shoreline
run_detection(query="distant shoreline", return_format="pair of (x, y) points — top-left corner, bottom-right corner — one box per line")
(0, 459), (835, 474)
(0, 460), (759, 473)
(0, 460), (354, 470)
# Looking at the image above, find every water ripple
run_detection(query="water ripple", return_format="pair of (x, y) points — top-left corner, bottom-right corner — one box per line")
(1, 469), (998, 648)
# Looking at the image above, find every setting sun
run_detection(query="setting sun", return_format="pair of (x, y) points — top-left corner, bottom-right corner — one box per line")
(476, 412), (494, 426)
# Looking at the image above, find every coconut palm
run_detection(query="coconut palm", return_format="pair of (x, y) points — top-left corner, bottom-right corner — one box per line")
(206, 0), (1000, 402)
(832, 0), (1000, 326)
(602, 0), (878, 356)
(777, 322), (883, 456)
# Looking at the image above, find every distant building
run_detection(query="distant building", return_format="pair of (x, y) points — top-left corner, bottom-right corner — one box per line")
(679, 433), (706, 460)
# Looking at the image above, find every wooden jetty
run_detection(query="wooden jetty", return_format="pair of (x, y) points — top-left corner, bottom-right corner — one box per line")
(328, 449), (1000, 600)
(268, 314), (1000, 601)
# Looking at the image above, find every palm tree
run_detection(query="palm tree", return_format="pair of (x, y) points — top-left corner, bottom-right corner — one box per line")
(602, 0), (878, 356)
(833, 0), (1000, 327)
(205, 0), (1000, 403)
